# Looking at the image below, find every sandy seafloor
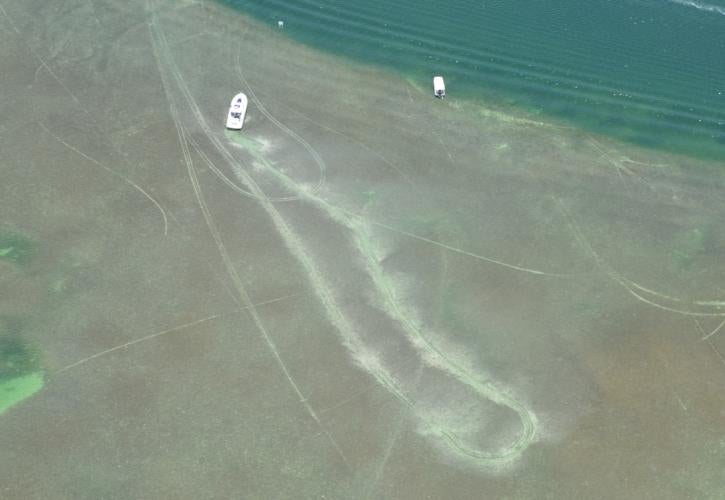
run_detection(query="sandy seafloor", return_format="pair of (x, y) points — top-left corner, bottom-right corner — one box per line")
(1, 0), (725, 498)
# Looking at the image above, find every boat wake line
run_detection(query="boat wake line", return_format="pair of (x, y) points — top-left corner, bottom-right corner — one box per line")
(667, 0), (725, 17)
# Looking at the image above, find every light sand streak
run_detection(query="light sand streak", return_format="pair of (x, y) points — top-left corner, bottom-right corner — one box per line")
(54, 294), (297, 375)
(557, 197), (725, 317)
(234, 54), (538, 468)
(147, 4), (350, 467)
(144, 3), (540, 468)
(38, 122), (169, 236)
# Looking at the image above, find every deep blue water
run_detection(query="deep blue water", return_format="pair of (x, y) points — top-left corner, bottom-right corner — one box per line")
(222, 0), (725, 160)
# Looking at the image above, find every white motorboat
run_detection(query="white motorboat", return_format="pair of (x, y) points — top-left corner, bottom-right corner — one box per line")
(433, 76), (445, 98)
(226, 92), (248, 130)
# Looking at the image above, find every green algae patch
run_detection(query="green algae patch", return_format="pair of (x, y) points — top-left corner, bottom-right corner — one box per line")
(0, 372), (44, 415)
(0, 231), (34, 265)
(0, 320), (44, 415)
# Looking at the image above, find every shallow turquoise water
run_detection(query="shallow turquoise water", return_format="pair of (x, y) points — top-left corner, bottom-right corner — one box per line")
(222, 0), (725, 159)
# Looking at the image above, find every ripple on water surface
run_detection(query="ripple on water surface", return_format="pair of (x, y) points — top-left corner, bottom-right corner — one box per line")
(223, 0), (725, 159)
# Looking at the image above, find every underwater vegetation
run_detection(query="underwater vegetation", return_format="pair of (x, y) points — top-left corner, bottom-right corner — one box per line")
(0, 231), (45, 414)
(0, 334), (41, 381)
(0, 372), (44, 415)
(0, 319), (44, 415)
(0, 230), (34, 265)
(0, 231), (41, 381)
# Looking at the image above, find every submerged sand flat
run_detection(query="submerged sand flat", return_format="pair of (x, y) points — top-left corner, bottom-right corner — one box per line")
(1, 0), (725, 497)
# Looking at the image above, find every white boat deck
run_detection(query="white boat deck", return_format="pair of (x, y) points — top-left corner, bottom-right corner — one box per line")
(226, 92), (248, 130)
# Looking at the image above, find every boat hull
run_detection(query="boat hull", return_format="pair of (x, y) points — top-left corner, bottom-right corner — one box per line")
(226, 93), (248, 129)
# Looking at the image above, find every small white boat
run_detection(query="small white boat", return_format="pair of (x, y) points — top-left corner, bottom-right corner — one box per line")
(433, 76), (445, 98)
(226, 92), (248, 130)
